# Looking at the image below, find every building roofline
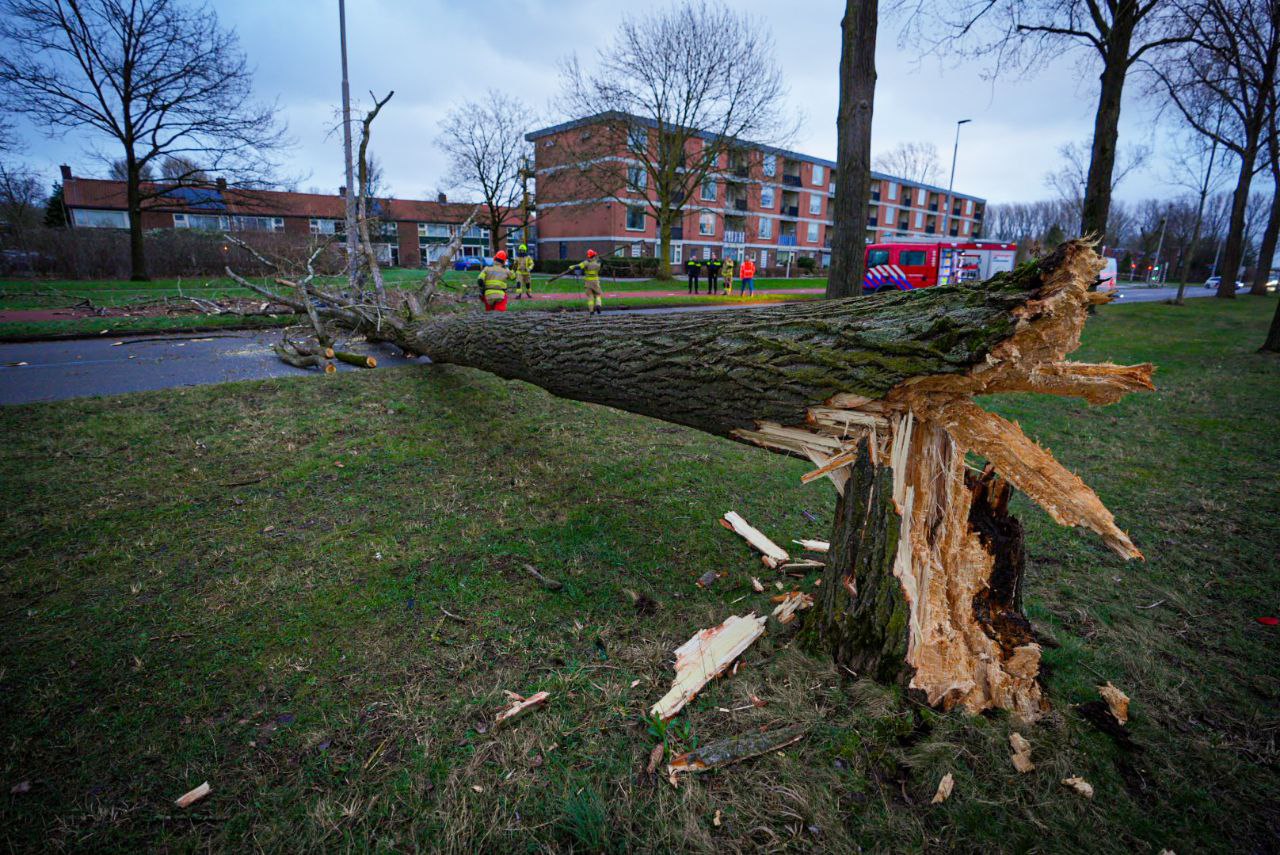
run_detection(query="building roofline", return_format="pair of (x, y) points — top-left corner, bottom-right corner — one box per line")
(526, 111), (986, 203)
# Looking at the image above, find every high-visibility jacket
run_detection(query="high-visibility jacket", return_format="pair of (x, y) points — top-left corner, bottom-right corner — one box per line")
(569, 258), (602, 283)
(515, 255), (535, 275)
(478, 264), (515, 302)
(740, 259), (756, 279)
(722, 258), (736, 279)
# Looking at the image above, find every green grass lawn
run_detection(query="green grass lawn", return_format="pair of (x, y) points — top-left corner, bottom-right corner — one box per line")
(1, 297), (1276, 851)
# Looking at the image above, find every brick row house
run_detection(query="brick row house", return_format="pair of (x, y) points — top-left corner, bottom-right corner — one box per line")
(59, 165), (520, 267)
(526, 112), (986, 267)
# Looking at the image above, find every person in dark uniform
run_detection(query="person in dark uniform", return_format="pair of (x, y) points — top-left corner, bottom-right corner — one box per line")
(705, 255), (722, 295)
(686, 256), (701, 294)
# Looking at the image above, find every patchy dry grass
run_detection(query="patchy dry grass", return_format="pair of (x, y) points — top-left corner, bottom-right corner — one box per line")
(0, 296), (1277, 852)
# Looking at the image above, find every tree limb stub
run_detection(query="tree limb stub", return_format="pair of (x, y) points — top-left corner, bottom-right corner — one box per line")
(234, 239), (1152, 718)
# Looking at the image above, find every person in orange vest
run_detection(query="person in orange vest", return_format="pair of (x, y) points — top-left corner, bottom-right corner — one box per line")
(738, 256), (757, 296)
(477, 250), (515, 311)
(567, 249), (604, 314)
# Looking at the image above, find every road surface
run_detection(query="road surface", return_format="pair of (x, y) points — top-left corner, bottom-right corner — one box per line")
(0, 286), (1210, 405)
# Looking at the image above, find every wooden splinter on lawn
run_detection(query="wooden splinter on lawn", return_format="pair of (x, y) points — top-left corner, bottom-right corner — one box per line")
(651, 613), (766, 720)
(233, 239), (1152, 721)
(721, 512), (790, 569)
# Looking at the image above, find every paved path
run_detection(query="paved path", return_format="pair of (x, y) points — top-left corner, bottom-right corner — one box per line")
(524, 286), (822, 301)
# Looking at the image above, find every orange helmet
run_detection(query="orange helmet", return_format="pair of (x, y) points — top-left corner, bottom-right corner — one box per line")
(494, 250), (507, 262)
(586, 249), (597, 258)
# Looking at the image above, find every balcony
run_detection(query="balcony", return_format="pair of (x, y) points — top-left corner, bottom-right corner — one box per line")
(868, 217), (877, 227)
(724, 229), (746, 244)
(781, 205), (799, 218)
(732, 198), (748, 211)
(778, 234), (798, 246)
(732, 166), (749, 178)
(928, 203), (939, 212)
(782, 174), (802, 187)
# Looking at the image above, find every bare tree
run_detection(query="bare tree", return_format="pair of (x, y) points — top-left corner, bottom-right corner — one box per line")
(436, 89), (530, 254)
(0, 162), (43, 242)
(159, 155), (209, 183)
(1044, 139), (1149, 232)
(829, 0), (879, 298)
(556, 0), (795, 280)
(110, 158), (154, 182)
(1163, 119), (1226, 302)
(0, 0), (288, 280)
(1150, 0), (1280, 298)
(873, 140), (942, 185)
(1249, 83), (1280, 296)
(908, 0), (1187, 239)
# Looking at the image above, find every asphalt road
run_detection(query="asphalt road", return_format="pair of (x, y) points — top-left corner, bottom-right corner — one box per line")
(0, 286), (1211, 406)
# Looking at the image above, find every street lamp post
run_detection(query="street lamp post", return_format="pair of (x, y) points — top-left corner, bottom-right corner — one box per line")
(338, 0), (358, 289)
(944, 119), (972, 241)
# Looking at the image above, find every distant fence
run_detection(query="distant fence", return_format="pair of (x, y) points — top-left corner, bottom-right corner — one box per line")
(0, 228), (346, 280)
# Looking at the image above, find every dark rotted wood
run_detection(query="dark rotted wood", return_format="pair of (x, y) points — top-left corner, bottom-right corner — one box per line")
(967, 471), (1035, 657)
(801, 437), (910, 684)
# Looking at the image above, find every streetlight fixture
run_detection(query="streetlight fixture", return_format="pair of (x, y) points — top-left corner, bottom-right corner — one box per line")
(944, 119), (972, 241)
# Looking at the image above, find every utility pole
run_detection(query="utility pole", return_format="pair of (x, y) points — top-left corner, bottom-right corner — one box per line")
(943, 119), (972, 240)
(1150, 215), (1167, 285)
(338, 0), (359, 289)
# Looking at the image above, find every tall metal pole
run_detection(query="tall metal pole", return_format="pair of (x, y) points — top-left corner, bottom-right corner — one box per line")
(1150, 215), (1167, 284)
(339, 0), (359, 288)
(943, 119), (971, 241)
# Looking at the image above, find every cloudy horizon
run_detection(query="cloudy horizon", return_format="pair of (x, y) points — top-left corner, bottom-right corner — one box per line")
(5, 0), (1183, 208)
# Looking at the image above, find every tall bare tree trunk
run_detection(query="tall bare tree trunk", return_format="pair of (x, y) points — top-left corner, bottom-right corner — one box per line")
(827, 0), (877, 299)
(1080, 17), (1134, 239)
(125, 155), (148, 281)
(658, 214), (673, 281)
(1219, 150), (1260, 299)
(1250, 174), (1280, 296)
(1262, 293), (1280, 352)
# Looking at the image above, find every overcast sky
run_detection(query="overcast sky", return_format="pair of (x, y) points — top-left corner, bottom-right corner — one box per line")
(7, 0), (1180, 206)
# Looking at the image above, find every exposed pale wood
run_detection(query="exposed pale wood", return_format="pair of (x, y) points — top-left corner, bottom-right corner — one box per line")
(793, 539), (830, 553)
(722, 512), (790, 568)
(333, 351), (377, 369)
(1099, 682), (1130, 724)
(1010, 733), (1035, 773)
(1062, 776), (1095, 798)
(771, 590), (814, 624)
(175, 781), (211, 808)
(650, 613), (766, 720)
(931, 772), (955, 804)
(495, 690), (549, 726)
(522, 563), (563, 591)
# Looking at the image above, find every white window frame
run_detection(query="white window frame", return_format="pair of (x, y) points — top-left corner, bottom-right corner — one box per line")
(915, 211), (924, 229)
(806, 221), (819, 242)
(312, 218), (344, 235)
(762, 154), (777, 177)
(700, 178), (717, 202)
(887, 182), (898, 201)
(627, 125), (648, 150)
(698, 212), (716, 236)
(759, 185), (774, 209)
(417, 222), (451, 238)
(812, 164), (825, 185)
(702, 246), (712, 259)
(758, 216), (773, 239)
(625, 205), (646, 231)
(72, 208), (129, 229)
(759, 249), (768, 268)
(808, 193), (822, 215)
(627, 164), (647, 192)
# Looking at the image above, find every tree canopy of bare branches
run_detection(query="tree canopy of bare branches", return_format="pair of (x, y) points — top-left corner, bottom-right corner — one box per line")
(1043, 139), (1149, 234)
(905, 0), (1186, 240)
(0, 162), (43, 242)
(0, 0), (288, 280)
(436, 89), (531, 254)
(1146, 0), (1280, 298)
(873, 140), (942, 185)
(555, 0), (795, 279)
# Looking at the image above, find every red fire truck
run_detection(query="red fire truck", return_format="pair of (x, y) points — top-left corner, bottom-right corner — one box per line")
(862, 239), (1018, 292)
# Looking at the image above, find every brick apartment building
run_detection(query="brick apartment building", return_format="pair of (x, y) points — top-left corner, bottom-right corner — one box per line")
(59, 165), (518, 267)
(526, 112), (987, 267)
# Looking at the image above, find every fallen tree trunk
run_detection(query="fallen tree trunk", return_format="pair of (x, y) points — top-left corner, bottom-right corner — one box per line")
(233, 239), (1152, 718)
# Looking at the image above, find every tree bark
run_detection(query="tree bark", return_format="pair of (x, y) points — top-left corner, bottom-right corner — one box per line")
(126, 156), (148, 281)
(1079, 17), (1134, 239)
(243, 239), (1152, 718)
(1250, 173), (1280, 296)
(1219, 143), (1261, 299)
(827, 0), (877, 299)
(1262, 293), (1280, 353)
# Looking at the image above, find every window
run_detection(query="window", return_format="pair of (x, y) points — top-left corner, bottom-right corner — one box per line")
(702, 246), (712, 259)
(227, 215), (284, 232)
(867, 249), (890, 266)
(417, 222), (451, 238)
(630, 241), (642, 257)
(900, 250), (927, 266)
(759, 249), (768, 268)
(829, 182), (835, 194)
(627, 165), (647, 192)
(700, 178), (717, 201)
(915, 212), (924, 228)
(758, 216), (773, 239)
(699, 212), (715, 235)
(762, 154), (777, 177)
(812, 164), (825, 185)
(808, 193), (822, 215)
(173, 213), (225, 230)
(886, 182), (898, 201)
(626, 205), (646, 231)
(463, 225), (490, 240)
(313, 218), (345, 235)
(806, 222), (819, 242)
(72, 209), (128, 229)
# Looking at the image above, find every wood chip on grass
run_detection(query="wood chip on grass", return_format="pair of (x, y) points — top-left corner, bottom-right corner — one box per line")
(667, 725), (809, 781)
(771, 591), (814, 624)
(720, 512), (789, 569)
(175, 781), (211, 808)
(1099, 682), (1130, 724)
(650, 613), (766, 720)
(495, 691), (549, 727)
(1010, 732), (1035, 773)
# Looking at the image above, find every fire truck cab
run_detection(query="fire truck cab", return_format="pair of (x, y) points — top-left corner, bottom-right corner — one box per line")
(862, 240), (1018, 292)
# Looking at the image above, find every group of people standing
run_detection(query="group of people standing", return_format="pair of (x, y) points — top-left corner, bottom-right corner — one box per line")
(685, 255), (757, 297)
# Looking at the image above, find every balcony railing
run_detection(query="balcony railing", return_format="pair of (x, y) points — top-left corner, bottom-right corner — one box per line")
(778, 235), (798, 246)
(928, 204), (938, 212)
(732, 166), (749, 178)
(782, 174), (802, 187)
(782, 206), (799, 218)
(724, 229), (746, 244)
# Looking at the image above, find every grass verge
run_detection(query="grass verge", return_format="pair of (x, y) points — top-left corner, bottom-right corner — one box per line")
(0, 296), (1276, 851)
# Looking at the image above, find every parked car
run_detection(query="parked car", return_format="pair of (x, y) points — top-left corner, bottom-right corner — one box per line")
(1203, 275), (1246, 290)
(452, 255), (493, 271)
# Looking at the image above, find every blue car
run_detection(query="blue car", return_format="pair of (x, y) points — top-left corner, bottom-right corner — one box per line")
(453, 255), (493, 271)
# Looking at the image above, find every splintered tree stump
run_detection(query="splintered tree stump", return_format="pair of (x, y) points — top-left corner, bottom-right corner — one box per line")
(235, 239), (1154, 719)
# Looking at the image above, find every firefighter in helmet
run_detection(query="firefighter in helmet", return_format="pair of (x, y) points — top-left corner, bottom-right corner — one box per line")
(513, 243), (535, 300)
(567, 249), (604, 315)
(477, 250), (515, 312)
